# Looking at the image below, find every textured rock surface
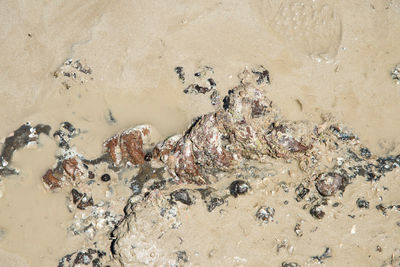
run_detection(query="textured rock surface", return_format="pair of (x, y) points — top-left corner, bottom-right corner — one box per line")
(34, 68), (400, 266)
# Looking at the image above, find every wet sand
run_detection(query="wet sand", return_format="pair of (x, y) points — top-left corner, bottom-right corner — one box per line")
(0, 0), (400, 266)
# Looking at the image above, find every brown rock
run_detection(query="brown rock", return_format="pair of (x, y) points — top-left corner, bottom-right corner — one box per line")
(152, 134), (182, 162)
(62, 158), (83, 181)
(103, 125), (151, 167)
(104, 135), (120, 165)
(42, 169), (62, 189)
(315, 173), (345, 196)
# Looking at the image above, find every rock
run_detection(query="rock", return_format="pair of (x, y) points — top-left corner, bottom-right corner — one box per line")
(62, 158), (84, 181)
(57, 249), (106, 267)
(294, 223), (303, 237)
(53, 121), (79, 149)
(176, 251), (188, 262)
(54, 58), (92, 90)
(42, 169), (63, 190)
(111, 195), (181, 265)
(310, 205), (325, 219)
(206, 197), (225, 212)
(197, 187), (225, 212)
(315, 173), (345, 196)
(103, 125), (151, 167)
(170, 189), (196, 206)
(356, 198), (370, 209)
(256, 206), (275, 224)
(152, 134), (182, 162)
(295, 184), (310, 202)
(71, 189), (83, 204)
(144, 152), (152, 161)
(391, 64), (400, 84)
(282, 262), (300, 267)
(174, 66), (185, 83)
(251, 65), (270, 85)
(184, 84), (212, 94)
(76, 194), (94, 210)
(101, 174), (111, 182)
(229, 180), (250, 197)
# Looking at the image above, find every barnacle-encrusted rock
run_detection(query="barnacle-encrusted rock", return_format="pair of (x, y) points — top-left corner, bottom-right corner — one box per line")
(104, 125), (151, 167)
(33, 67), (400, 266)
(111, 193), (181, 266)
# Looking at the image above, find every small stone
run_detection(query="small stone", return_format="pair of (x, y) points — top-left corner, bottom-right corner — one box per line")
(295, 184), (310, 202)
(148, 180), (166, 191)
(279, 181), (289, 193)
(144, 152), (152, 161)
(71, 189), (83, 204)
(315, 173), (345, 196)
(207, 197), (224, 212)
(170, 189), (195, 205)
(376, 204), (387, 216)
(310, 205), (325, 219)
(176, 251), (188, 262)
(42, 169), (62, 189)
(101, 174), (111, 182)
(251, 65), (270, 85)
(130, 182), (141, 195)
(282, 262), (300, 267)
(77, 195), (94, 210)
(88, 171), (95, 179)
(208, 78), (216, 88)
(229, 180), (250, 197)
(391, 64), (400, 84)
(356, 198), (370, 209)
(73, 251), (92, 265)
(174, 66), (185, 83)
(256, 206), (275, 224)
(294, 223), (303, 237)
(360, 147), (371, 159)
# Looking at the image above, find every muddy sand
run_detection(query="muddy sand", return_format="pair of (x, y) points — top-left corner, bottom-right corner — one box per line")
(0, 0), (400, 266)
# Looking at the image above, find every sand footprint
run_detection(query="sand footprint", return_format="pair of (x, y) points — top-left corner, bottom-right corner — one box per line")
(263, 0), (342, 62)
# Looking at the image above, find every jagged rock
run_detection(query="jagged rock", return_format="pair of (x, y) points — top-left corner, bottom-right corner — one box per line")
(104, 125), (151, 167)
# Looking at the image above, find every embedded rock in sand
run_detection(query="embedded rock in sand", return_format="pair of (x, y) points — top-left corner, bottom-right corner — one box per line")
(111, 193), (181, 266)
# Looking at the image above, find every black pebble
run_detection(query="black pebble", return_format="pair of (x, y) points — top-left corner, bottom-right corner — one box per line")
(229, 180), (250, 197)
(295, 183), (310, 202)
(170, 189), (195, 205)
(356, 198), (370, 209)
(144, 152), (152, 161)
(101, 174), (111, 182)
